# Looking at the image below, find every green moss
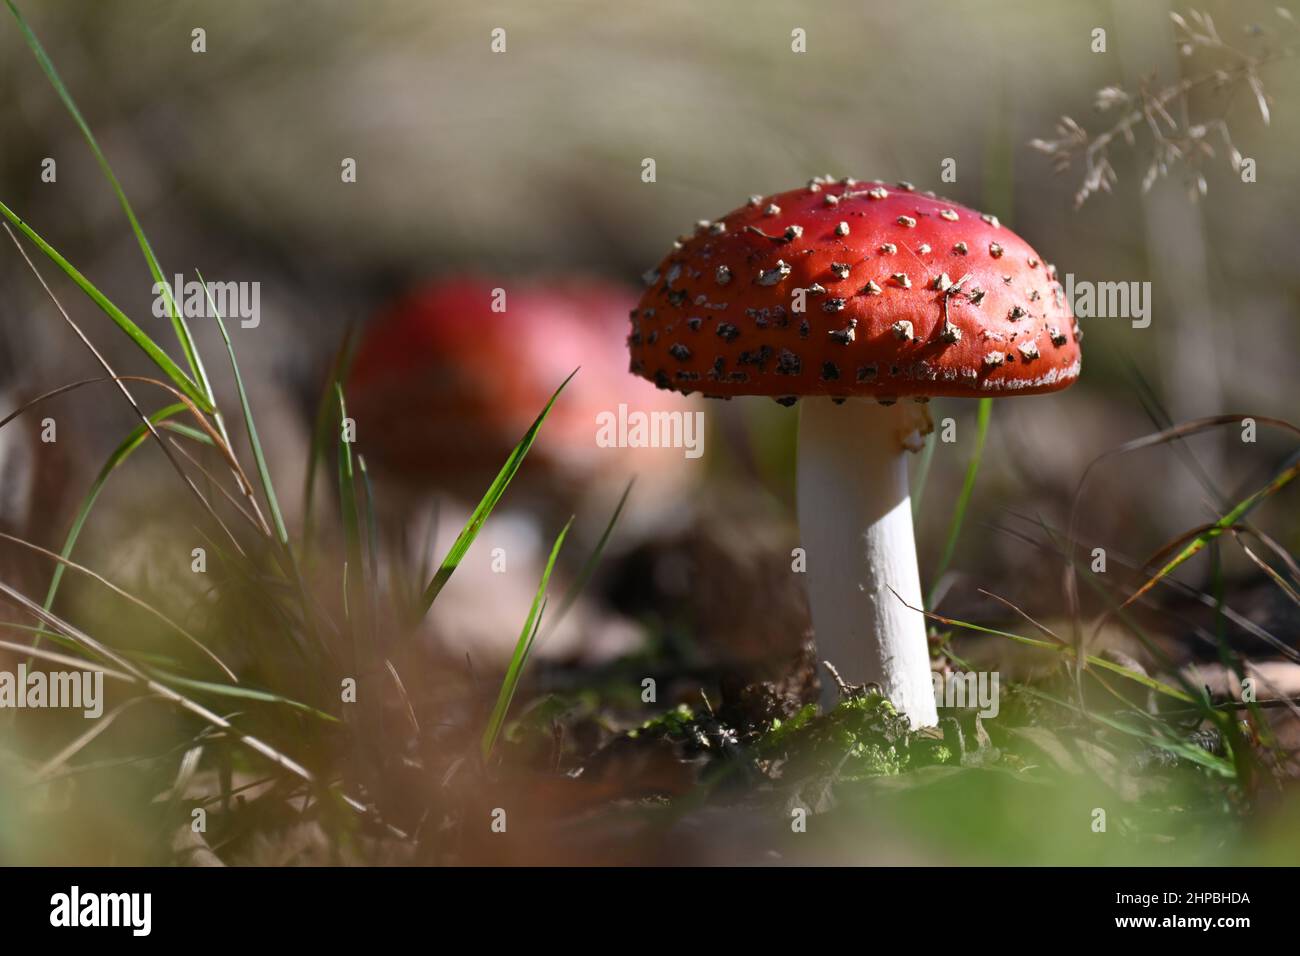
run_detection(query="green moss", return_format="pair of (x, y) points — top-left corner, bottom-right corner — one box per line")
(758, 691), (913, 777)
(762, 703), (818, 750)
(628, 703), (695, 739)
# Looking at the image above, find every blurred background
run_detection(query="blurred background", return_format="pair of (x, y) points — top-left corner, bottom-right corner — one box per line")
(0, 0), (1298, 864)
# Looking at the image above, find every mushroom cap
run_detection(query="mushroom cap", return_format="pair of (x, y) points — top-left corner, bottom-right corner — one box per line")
(347, 276), (700, 504)
(628, 179), (1081, 401)
(350, 277), (629, 476)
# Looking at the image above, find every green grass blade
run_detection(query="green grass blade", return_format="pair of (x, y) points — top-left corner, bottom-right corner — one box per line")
(910, 430), (937, 517)
(160, 674), (339, 723)
(481, 518), (572, 761)
(157, 421), (211, 444)
(335, 384), (366, 638)
(40, 402), (196, 624)
(416, 369), (576, 619)
(1020, 686), (1236, 778)
(304, 326), (358, 553)
(0, 200), (213, 412)
(1128, 457), (1299, 608)
(201, 272), (289, 545)
(4, 0), (212, 399)
(335, 384), (362, 564)
(538, 478), (634, 644)
(926, 396), (991, 607)
(910, 598), (1197, 704)
(357, 454), (382, 626)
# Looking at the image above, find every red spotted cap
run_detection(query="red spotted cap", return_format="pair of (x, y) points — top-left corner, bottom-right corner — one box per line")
(628, 177), (1081, 404)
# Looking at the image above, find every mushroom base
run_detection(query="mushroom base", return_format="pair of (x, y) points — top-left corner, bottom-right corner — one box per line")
(796, 397), (938, 728)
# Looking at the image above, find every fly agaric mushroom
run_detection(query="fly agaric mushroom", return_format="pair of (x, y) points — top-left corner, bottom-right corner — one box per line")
(348, 276), (699, 524)
(628, 178), (1080, 726)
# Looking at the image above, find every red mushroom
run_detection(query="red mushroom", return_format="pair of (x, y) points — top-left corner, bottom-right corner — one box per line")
(348, 276), (699, 519)
(629, 177), (1080, 726)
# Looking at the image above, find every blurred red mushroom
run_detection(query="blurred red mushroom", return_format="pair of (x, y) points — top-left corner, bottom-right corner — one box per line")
(346, 276), (702, 664)
(348, 276), (700, 526)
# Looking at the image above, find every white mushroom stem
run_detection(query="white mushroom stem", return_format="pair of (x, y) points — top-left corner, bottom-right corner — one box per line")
(797, 397), (938, 728)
